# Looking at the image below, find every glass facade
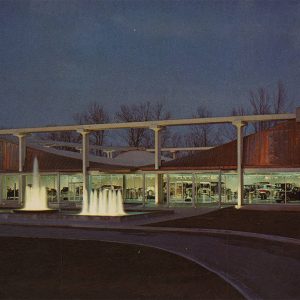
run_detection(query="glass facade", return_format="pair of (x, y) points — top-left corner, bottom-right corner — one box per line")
(1, 175), (19, 201)
(244, 172), (300, 204)
(124, 174), (143, 203)
(90, 174), (123, 192)
(222, 173), (238, 204)
(195, 173), (221, 204)
(168, 174), (193, 205)
(25, 174), (58, 203)
(59, 174), (83, 208)
(145, 174), (155, 204)
(0, 171), (299, 208)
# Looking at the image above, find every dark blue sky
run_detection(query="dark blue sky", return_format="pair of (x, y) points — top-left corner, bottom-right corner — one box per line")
(1, 0), (299, 128)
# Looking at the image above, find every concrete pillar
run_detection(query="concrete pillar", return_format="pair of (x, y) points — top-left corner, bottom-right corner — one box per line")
(77, 130), (90, 209)
(151, 126), (162, 170)
(103, 150), (114, 158)
(155, 173), (163, 205)
(15, 133), (27, 204)
(122, 175), (127, 202)
(192, 173), (196, 208)
(56, 172), (61, 208)
(171, 151), (177, 160)
(16, 134), (26, 172)
(218, 170), (222, 208)
(166, 174), (170, 207)
(0, 174), (2, 201)
(232, 121), (246, 208)
(142, 173), (146, 207)
(151, 126), (163, 205)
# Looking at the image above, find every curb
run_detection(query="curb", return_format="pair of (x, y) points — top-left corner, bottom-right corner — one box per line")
(0, 221), (299, 246)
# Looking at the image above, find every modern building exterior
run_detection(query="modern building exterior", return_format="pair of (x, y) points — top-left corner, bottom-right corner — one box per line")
(0, 108), (299, 209)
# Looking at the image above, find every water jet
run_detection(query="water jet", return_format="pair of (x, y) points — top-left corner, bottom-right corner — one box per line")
(14, 157), (58, 213)
(81, 188), (126, 216)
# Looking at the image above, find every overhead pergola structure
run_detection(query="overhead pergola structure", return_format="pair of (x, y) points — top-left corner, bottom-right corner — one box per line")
(28, 139), (213, 159)
(0, 108), (298, 208)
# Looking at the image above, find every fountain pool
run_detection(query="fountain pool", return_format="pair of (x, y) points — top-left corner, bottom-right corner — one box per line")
(15, 157), (57, 213)
(81, 189), (126, 216)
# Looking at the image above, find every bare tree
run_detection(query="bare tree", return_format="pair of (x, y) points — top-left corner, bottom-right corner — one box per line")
(249, 81), (290, 132)
(40, 126), (80, 152)
(143, 101), (172, 148)
(185, 105), (217, 147)
(273, 81), (287, 114)
(41, 102), (109, 154)
(219, 105), (247, 142)
(168, 131), (182, 148)
(115, 101), (171, 147)
(74, 102), (109, 155)
(249, 87), (272, 132)
(231, 105), (247, 117)
(115, 102), (151, 147)
(151, 101), (171, 120)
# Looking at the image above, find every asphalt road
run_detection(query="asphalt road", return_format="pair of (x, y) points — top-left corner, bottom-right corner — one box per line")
(0, 225), (299, 300)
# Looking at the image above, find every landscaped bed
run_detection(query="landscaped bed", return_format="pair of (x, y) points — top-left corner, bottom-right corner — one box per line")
(0, 237), (243, 300)
(148, 207), (300, 239)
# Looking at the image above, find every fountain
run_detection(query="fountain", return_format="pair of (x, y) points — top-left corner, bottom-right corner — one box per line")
(10, 158), (172, 221)
(15, 157), (57, 213)
(81, 188), (126, 216)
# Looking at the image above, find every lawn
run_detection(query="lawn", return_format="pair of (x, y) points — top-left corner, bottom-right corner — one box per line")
(0, 237), (243, 300)
(148, 207), (300, 239)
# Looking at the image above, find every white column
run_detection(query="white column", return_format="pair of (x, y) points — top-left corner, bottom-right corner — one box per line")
(0, 174), (2, 201)
(78, 130), (90, 210)
(151, 126), (162, 169)
(171, 151), (177, 160)
(15, 133), (26, 204)
(142, 173), (146, 207)
(16, 134), (26, 172)
(56, 172), (61, 207)
(192, 173), (196, 208)
(166, 174), (170, 207)
(122, 175), (126, 202)
(232, 121), (246, 208)
(218, 170), (222, 208)
(103, 150), (114, 158)
(151, 126), (163, 205)
(154, 173), (163, 205)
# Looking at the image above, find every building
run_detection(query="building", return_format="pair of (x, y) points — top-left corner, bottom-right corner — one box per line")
(0, 108), (299, 209)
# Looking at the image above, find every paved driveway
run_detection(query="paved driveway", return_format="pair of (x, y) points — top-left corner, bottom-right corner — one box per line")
(1, 224), (299, 300)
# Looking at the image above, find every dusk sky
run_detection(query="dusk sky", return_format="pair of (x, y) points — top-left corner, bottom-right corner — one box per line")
(0, 0), (300, 128)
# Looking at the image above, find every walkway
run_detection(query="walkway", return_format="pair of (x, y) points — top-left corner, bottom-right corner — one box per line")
(1, 221), (300, 300)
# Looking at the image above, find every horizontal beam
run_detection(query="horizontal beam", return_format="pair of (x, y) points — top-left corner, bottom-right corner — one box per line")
(147, 147), (213, 152)
(31, 140), (213, 152)
(32, 140), (140, 151)
(0, 113), (295, 135)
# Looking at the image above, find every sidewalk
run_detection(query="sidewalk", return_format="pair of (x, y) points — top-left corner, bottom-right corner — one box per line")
(1, 206), (300, 299)
(1, 223), (300, 300)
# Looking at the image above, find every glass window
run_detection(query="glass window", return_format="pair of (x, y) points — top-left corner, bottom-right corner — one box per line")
(221, 173), (238, 204)
(284, 173), (300, 204)
(124, 174), (143, 203)
(145, 174), (155, 204)
(90, 175), (123, 192)
(169, 174), (193, 205)
(60, 174), (83, 202)
(25, 175), (57, 199)
(195, 173), (220, 204)
(41, 175), (57, 203)
(244, 172), (300, 204)
(1, 175), (19, 200)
